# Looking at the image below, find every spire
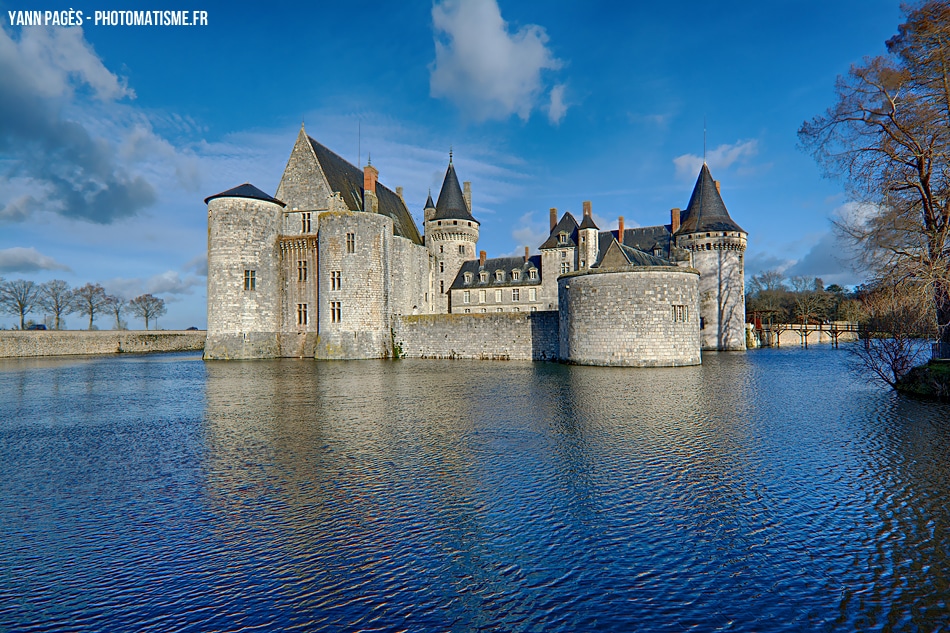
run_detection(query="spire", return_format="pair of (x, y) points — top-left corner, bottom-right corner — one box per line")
(677, 164), (744, 234)
(433, 156), (477, 223)
(449, 146), (453, 164)
(424, 189), (435, 210)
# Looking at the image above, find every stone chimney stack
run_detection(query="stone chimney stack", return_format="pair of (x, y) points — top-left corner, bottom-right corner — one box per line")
(618, 216), (625, 242)
(550, 208), (558, 231)
(583, 200), (592, 217)
(715, 180), (721, 194)
(479, 250), (486, 267)
(671, 208), (680, 233)
(463, 181), (472, 212)
(524, 246), (530, 263)
(363, 163), (379, 213)
(396, 186), (403, 200)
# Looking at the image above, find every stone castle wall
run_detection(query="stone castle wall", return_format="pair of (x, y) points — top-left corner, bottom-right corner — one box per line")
(205, 197), (283, 359)
(558, 267), (701, 367)
(393, 311), (559, 360)
(392, 235), (434, 316)
(678, 232), (746, 351)
(0, 331), (205, 358)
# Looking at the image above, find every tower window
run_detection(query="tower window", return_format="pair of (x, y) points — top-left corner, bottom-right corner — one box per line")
(330, 270), (341, 291)
(346, 233), (355, 253)
(672, 305), (689, 322)
(297, 303), (308, 325)
(301, 212), (311, 233)
(330, 301), (341, 323)
(440, 280), (444, 293)
(440, 245), (444, 253)
(458, 244), (465, 254)
(298, 260), (308, 282)
(440, 262), (445, 273)
(560, 262), (570, 274)
(244, 270), (256, 291)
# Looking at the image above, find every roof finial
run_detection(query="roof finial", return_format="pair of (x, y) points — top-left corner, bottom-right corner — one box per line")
(703, 115), (707, 165)
(367, 152), (372, 166)
(449, 146), (453, 164)
(301, 118), (305, 130)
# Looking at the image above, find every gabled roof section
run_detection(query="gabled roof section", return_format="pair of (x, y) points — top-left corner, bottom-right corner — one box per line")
(596, 238), (670, 268)
(539, 212), (580, 249)
(434, 161), (477, 223)
(307, 136), (422, 244)
(450, 255), (542, 290)
(204, 183), (285, 206)
(677, 164), (745, 234)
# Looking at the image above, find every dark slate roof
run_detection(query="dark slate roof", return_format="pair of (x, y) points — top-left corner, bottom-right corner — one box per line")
(450, 255), (542, 290)
(677, 163), (745, 234)
(434, 162), (477, 222)
(622, 224), (673, 258)
(204, 183), (285, 206)
(307, 136), (423, 245)
(424, 192), (435, 210)
(539, 212), (580, 249)
(595, 238), (670, 268)
(578, 213), (599, 230)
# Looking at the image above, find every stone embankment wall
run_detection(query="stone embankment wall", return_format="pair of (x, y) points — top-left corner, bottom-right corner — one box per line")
(0, 331), (206, 358)
(393, 311), (558, 360)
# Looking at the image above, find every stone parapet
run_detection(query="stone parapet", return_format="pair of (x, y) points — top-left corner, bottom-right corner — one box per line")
(0, 331), (206, 358)
(393, 311), (558, 361)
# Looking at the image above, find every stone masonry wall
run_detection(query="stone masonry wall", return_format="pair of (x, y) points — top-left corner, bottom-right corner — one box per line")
(393, 311), (558, 360)
(0, 331), (205, 358)
(558, 267), (701, 367)
(391, 235), (433, 316)
(678, 232), (746, 351)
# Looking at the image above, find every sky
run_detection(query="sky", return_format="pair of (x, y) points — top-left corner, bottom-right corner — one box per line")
(0, 0), (907, 329)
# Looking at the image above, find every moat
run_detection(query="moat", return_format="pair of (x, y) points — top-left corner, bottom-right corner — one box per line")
(2, 347), (950, 631)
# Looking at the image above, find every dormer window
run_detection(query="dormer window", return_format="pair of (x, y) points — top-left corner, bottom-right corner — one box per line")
(495, 270), (504, 282)
(512, 270), (520, 281)
(464, 272), (473, 284)
(559, 232), (568, 245)
(529, 269), (538, 280)
(480, 272), (488, 282)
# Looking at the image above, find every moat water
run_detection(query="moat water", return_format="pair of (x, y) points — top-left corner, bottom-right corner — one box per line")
(1, 347), (950, 632)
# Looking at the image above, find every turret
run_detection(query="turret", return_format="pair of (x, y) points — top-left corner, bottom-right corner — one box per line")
(425, 152), (480, 313)
(674, 164), (747, 351)
(578, 200), (599, 270)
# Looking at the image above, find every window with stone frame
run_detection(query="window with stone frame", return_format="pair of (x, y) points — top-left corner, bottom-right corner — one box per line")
(480, 272), (488, 282)
(495, 270), (504, 281)
(529, 268), (537, 280)
(440, 280), (444, 293)
(298, 260), (308, 282)
(494, 289), (502, 302)
(512, 288), (520, 302)
(440, 261), (444, 273)
(346, 233), (355, 253)
(330, 270), (341, 291)
(244, 270), (256, 291)
(560, 262), (570, 274)
(559, 232), (568, 245)
(297, 303), (308, 325)
(464, 308), (471, 313)
(529, 288), (537, 301)
(331, 301), (341, 323)
(301, 212), (311, 233)
(479, 289), (486, 303)
(671, 305), (689, 322)
(458, 244), (465, 255)
(464, 272), (473, 284)
(463, 290), (470, 304)
(512, 270), (520, 281)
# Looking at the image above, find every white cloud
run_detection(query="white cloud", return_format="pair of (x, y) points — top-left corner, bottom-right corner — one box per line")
(511, 211), (550, 252)
(0, 247), (70, 273)
(547, 83), (568, 125)
(430, 0), (563, 122)
(673, 139), (759, 181)
(103, 270), (203, 301)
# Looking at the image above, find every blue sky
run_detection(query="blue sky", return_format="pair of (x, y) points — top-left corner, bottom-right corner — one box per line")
(0, 0), (905, 329)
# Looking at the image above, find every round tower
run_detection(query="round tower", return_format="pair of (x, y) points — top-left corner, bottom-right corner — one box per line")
(425, 154), (479, 313)
(204, 183), (285, 359)
(673, 164), (747, 351)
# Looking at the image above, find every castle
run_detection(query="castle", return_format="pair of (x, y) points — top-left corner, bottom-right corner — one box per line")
(203, 125), (746, 366)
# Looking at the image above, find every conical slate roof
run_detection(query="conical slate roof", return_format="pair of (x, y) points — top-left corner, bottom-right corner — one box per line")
(424, 191), (435, 210)
(204, 183), (285, 206)
(677, 164), (744, 234)
(578, 212), (598, 230)
(433, 161), (477, 222)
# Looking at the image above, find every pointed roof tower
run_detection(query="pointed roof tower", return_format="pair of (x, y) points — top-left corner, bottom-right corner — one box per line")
(433, 154), (477, 223)
(205, 183), (285, 206)
(677, 164), (744, 234)
(424, 190), (435, 211)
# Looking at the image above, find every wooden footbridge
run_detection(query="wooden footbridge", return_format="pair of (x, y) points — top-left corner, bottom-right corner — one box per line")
(755, 321), (861, 349)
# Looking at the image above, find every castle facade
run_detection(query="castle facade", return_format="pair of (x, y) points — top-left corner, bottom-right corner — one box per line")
(204, 126), (746, 366)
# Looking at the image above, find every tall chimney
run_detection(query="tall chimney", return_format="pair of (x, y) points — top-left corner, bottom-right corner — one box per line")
(363, 163), (378, 195)
(618, 216), (625, 242)
(524, 246), (530, 263)
(396, 186), (404, 200)
(479, 250), (486, 267)
(671, 207), (680, 233)
(714, 180), (721, 194)
(463, 181), (472, 212)
(583, 200), (592, 217)
(550, 208), (558, 230)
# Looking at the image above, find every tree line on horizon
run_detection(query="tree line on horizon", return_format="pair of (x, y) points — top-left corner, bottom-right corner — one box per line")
(0, 278), (167, 331)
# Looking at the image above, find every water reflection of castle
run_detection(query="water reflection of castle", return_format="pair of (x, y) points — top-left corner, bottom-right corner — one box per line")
(203, 127), (746, 366)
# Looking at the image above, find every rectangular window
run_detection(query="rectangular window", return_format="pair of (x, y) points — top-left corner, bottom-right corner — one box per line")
(529, 269), (537, 280)
(244, 269), (256, 291)
(330, 270), (341, 291)
(297, 303), (308, 325)
(463, 290), (470, 304)
(331, 301), (341, 323)
(529, 288), (537, 302)
(672, 305), (689, 323)
(496, 308), (503, 312)
(458, 244), (465, 255)
(512, 288), (520, 301)
(494, 289), (502, 302)
(479, 289), (486, 303)
(346, 232), (355, 253)
(301, 212), (311, 233)
(440, 262), (444, 273)
(440, 280), (444, 293)
(512, 270), (520, 281)
(560, 262), (570, 274)
(464, 308), (471, 314)
(298, 260), (308, 282)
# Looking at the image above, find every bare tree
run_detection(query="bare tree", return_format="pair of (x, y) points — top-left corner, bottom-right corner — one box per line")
(799, 1), (950, 349)
(0, 279), (41, 329)
(128, 294), (166, 330)
(38, 280), (76, 330)
(74, 283), (109, 330)
(103, 295), (126, 330)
